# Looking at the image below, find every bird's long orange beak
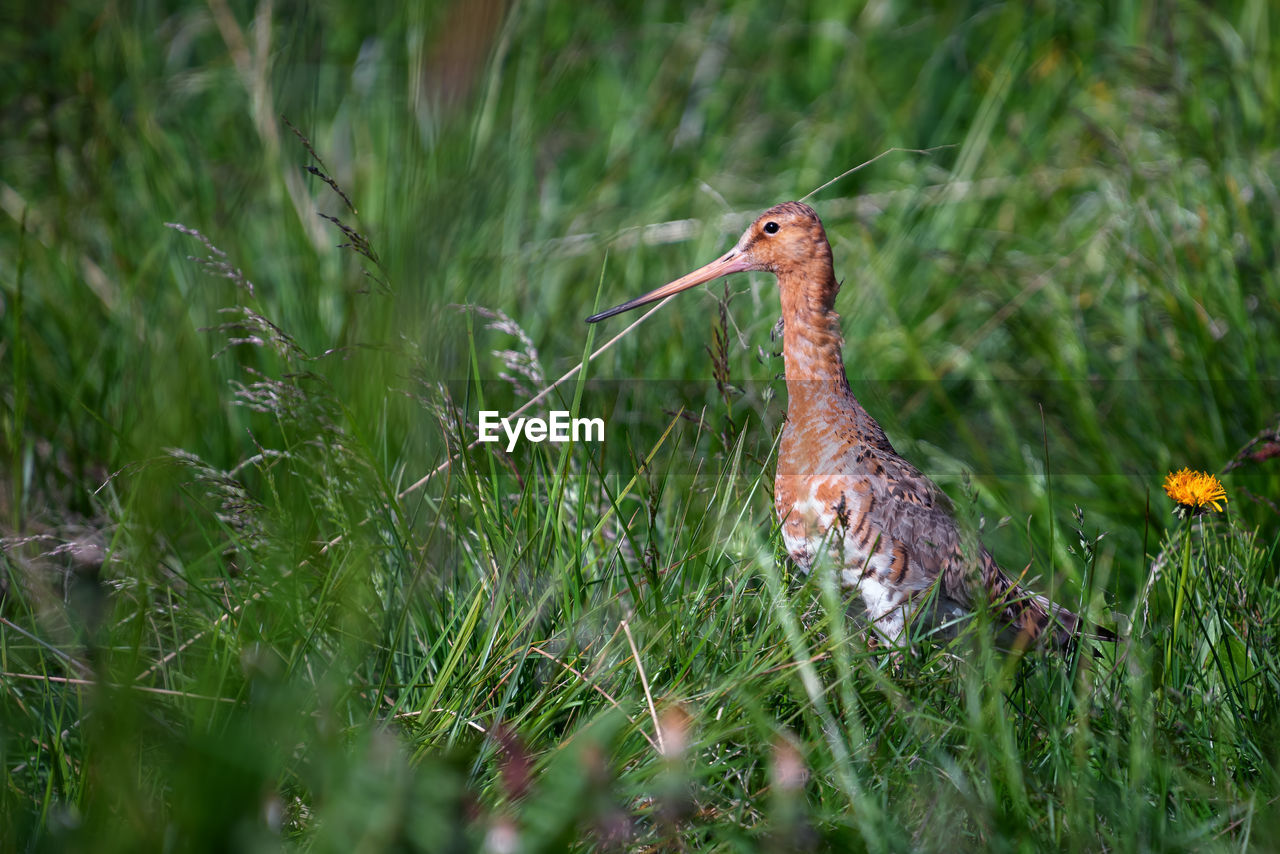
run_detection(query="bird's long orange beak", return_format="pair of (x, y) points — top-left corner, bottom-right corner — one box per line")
(585, 249), (753, 323)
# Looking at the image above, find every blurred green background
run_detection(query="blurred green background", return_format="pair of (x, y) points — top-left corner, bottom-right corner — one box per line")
(3, 0), (1280, 850)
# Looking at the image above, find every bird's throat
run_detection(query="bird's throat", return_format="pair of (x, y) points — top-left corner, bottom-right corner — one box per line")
(778, 277), (851, 411)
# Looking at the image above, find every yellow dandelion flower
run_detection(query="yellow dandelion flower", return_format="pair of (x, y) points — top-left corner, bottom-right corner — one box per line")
(1163, 468), (1227, 518)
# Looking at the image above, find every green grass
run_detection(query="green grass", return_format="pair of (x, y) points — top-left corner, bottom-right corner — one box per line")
(4, 0), (1280, 850)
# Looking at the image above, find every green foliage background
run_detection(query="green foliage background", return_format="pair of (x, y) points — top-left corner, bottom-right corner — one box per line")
(3, 0), (1280, 850)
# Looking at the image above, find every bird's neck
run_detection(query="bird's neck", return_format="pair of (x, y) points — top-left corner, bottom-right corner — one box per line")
(774, 261), (898, 460)
(778, 267), (851, 408)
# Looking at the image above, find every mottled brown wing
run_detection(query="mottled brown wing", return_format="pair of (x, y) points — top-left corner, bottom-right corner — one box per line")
(855, 446), (974, 596)
(861, 446), (1080, 643)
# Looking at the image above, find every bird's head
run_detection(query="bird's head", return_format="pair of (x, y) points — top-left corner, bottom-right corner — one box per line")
(585, 201), (834, 324)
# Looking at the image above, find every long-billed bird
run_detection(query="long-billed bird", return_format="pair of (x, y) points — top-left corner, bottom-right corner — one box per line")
(588, 201), (1102, 650)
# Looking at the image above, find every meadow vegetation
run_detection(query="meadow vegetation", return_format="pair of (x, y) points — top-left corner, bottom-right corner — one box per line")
(3, 0), (1280, 849)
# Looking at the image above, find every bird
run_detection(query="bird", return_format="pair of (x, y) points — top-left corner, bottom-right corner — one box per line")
(587, 201), (1102, 651)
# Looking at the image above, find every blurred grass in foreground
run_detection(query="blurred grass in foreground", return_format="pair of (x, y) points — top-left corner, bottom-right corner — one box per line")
(4, 0), (1280, 850)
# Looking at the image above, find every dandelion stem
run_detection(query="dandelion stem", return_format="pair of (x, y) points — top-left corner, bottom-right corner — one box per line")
(1167, 520), (1193, 677)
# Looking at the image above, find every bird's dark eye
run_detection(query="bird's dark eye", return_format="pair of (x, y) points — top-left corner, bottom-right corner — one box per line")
(763, 221), (780, 234)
